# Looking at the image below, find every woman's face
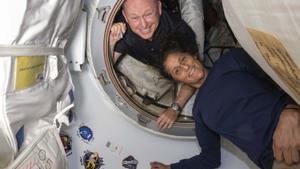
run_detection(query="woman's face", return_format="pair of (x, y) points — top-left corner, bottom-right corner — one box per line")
(164, 52), (207, 88)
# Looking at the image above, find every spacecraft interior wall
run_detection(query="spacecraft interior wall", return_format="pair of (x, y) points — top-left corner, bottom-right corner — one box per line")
(65, 0), (259, 169)
(66, 63), (257, 169)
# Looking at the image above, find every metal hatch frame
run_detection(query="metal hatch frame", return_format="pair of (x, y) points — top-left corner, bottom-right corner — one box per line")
(87, 0), (195, 138)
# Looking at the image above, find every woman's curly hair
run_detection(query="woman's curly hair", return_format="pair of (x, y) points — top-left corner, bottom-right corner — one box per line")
(159, 32), (199, 79)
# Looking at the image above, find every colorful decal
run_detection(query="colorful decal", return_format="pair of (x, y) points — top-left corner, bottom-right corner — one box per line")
(59, 133), (72, 156)
(77, 124), (94, 143)
(122, 155), (138, 169)
(80, 151), (104, 169)
(106, 141), (123, 154)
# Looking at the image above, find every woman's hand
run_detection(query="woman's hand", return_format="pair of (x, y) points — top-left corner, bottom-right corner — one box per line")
(156, 108), (179, 130)
(150, 161), (171, 169)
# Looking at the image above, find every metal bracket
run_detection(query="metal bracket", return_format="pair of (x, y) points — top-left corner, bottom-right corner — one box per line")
(137, 114), (151, 127)
(98, 70), (110, 86)
(96, 6), (111, 23)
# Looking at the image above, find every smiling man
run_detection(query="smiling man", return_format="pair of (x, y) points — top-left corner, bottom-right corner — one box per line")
(109, 0), (198, 130)
(122, 0), (160, 40)
(110, 0), (196, 67)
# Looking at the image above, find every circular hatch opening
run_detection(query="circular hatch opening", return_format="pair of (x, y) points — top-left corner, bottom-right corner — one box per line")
(90, 0), (196, 137)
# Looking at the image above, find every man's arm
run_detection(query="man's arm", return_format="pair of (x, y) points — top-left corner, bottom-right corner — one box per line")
(109, 22), (126, 63)
(157, 83), (195, 130)
(273, 104), (300, 165)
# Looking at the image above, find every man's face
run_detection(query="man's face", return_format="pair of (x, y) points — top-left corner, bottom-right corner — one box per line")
(122, 0), (162, 40)
(164, 52), (207, 88)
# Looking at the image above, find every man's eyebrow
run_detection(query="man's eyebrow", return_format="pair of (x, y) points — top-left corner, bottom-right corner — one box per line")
(127, 13), (138, 17)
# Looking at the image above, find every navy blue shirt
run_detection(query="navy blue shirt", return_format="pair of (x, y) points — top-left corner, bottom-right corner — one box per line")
(115, 10), (196, 69)
(171, 49), (290, 169)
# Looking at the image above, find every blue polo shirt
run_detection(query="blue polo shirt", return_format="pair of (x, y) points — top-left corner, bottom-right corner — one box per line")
(171, 48), (290, 169)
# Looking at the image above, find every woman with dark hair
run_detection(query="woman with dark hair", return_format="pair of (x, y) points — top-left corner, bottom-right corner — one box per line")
(151, 33), (300, 169)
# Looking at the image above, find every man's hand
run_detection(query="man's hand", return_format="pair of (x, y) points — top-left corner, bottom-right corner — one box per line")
(273, 107), (300, 165)
(109, 22), (126, 62)
(150, 161), (171, 169)
(110, 22), (126, 46)
(156, 108), (179, 130)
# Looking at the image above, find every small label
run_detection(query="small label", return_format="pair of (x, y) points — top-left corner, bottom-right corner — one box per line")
(247, 28), (300, 101)
(15, 56), (45, 90)
(105, 141), (123, 154)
